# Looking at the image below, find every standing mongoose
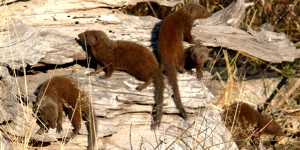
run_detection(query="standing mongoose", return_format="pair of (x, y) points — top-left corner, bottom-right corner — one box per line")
(78, 30), (165, 129)
(184, 45), (212, 79)
(158, 2), (211, 119)
(222, 102), (284, 148)
(35, 76), (97, 150)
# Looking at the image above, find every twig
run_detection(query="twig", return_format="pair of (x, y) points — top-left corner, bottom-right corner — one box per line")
(129, 122), (133, 150)
(194, 107), (209, 149)
(146, 1), (157, 18)
(286, 79), (300, 98)
(223, 50), (234, 104)
(166, 121), (195, 149)
(248, 9), (257, 29)
(201, 121), (222, 149)
(282, 108), (300, 114)
(277, 78), (300, 107)
(261, 76), (287, 112)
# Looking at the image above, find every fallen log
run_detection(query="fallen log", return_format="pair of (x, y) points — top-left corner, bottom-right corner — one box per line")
(0, 0), (297, 149)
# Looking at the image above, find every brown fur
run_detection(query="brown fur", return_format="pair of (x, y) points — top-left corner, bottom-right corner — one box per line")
(158, 2), (211, 119)
(78, 30), (164, 129)
(35, 76), (97, 150)
(222, 102), (284, 148)
(184, 45), (212, 79)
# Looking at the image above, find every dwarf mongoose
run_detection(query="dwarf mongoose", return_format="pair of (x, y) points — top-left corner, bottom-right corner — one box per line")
(78, 30), (164, 129)
(158, 2), (211, 119)
(222, 102), (284, 148)
(35, 76), (96, 150)
(184, 45), (212, 79)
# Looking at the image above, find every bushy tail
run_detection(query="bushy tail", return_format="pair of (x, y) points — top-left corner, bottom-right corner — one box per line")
(82, 98), (97, 150)
(151, 69), (165, 130)
(165, 62), (187, 119)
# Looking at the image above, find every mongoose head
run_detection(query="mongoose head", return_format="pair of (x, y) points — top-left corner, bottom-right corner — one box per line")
(183, 3), (211, 19)
(38, 96), (58, 129)
(78, 30), (108, 46)
(189, 45), (210, 65)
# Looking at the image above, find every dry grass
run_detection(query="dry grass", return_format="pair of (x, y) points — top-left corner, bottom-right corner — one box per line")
(1, 0), (299, 149)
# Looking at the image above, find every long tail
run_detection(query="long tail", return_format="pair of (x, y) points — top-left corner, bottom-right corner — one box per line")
(151, 69), (165, 129)
(82, 97), (97, 150)
(164, 61), (187, 119)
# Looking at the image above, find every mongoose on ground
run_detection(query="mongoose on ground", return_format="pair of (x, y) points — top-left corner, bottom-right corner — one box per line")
(184, 44), (212, 79)
(78, 30), (164, 129)
(222, 102), (284, 148)
(35, 76), (97, 150)
(158, 2), (211, 119)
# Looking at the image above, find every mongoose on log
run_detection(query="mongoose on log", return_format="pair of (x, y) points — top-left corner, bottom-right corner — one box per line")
(184, 44), (212, 79)
(78, 30), (165, 129)
(35, 76), (97, 150)
(222, 102), (284, 148)
(158, 2), (211, 119)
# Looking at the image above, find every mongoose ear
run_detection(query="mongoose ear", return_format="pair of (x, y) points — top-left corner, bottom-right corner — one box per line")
(184, 46), (193, 53)
(189, 47), (194, 53)
(189, 4), (199, 14)
(189, 5), (195, 14)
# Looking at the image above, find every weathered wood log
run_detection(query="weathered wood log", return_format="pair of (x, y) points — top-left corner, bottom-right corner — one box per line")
(0, 0), (298, 70)
(193, 25), (300, 63)
(0, 20), (86, 69)
(196, 0), (245, 26)
(0, 65), (237, 149)
(0, 0), (297, 149)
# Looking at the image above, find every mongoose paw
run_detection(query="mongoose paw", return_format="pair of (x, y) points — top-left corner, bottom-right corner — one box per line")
(36, 128), (45, 134)
(136, 84), (146, 91)
(196, 72), (203, 79)
(135, 86), (143, 91)
(180, 111), (188, 120)
(177, 67), (186, 74)
(99, 75), (109, 79)
(99, 72), (113, 79)
(56, 128), (63, 134)
(187, 70), (195, 76)
(70, 132), (79, 139)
